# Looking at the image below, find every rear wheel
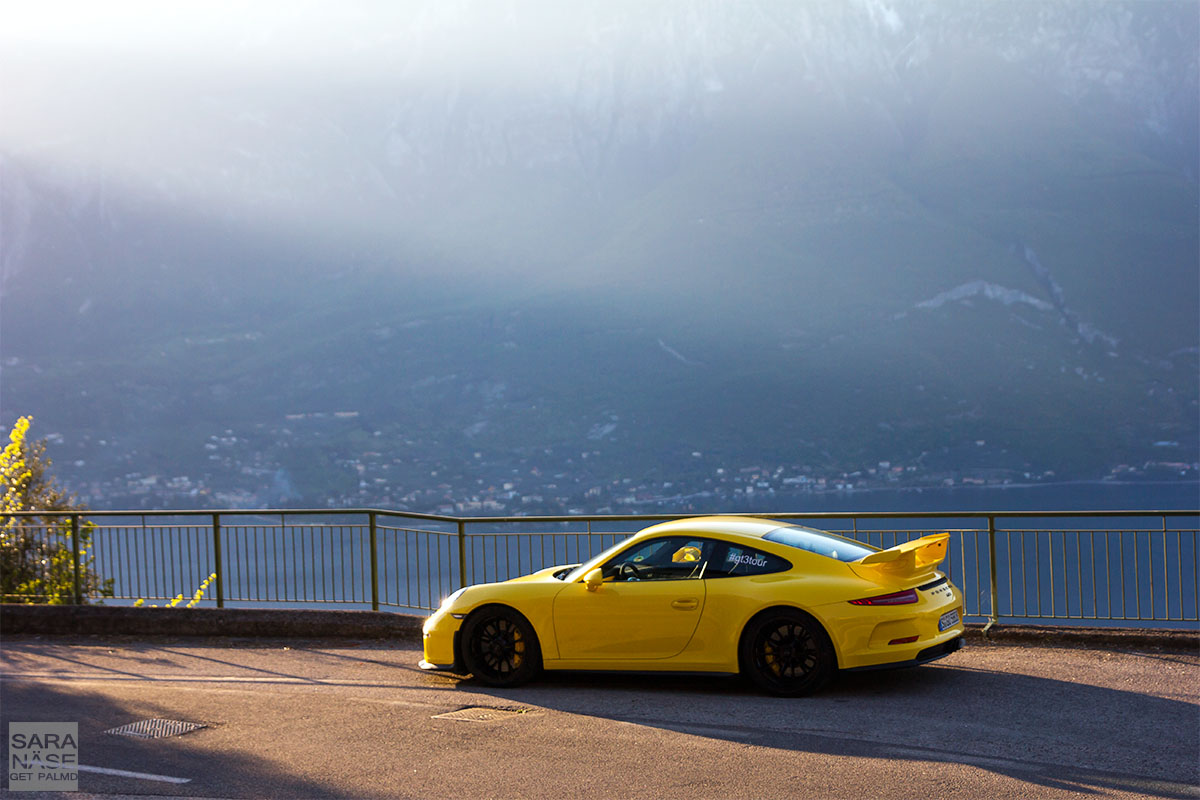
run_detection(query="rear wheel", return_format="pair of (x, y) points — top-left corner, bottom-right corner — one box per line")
(461, 606), (542, 687)
(740, 609), (835, 696)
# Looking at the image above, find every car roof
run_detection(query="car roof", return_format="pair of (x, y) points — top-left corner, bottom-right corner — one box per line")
(637, 515), (792, 540)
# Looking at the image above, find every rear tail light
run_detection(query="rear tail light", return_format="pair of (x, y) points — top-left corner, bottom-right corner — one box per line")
(849, 588), (919, 606)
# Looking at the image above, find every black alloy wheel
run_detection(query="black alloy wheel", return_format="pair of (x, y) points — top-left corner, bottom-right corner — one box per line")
(461, 606), (542, 687)
(740, 609), (835, 696)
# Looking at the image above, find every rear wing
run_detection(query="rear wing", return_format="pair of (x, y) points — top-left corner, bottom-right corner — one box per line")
(849, 533), (950, 585)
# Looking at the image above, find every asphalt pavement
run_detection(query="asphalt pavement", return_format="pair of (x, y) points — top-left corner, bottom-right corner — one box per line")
(0, 635), (1196, 799)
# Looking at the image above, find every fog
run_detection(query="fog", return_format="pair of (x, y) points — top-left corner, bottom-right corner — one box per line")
(4, 1), (1195, 290)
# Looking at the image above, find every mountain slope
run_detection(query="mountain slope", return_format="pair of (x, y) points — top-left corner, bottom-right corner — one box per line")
(0, 0), (1195, 506)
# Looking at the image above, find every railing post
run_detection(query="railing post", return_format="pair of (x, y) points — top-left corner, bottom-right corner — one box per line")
(457, 520), (467, 589)
(984, 514), (999, 634)
(369, 512), (379, 611)
(212, 513), (224, 608)
(1161, 515), (1169, 621)
(70, 514), (82, 605)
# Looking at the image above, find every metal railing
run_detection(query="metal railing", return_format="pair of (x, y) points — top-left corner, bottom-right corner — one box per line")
(2, 508), (1197, 628)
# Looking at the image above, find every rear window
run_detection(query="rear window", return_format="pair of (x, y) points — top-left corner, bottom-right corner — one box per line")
(762, 525), (874, 563)
(705, 544), (790, 578)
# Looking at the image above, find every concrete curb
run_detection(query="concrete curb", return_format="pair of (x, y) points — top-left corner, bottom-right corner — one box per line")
(1, 605), (1196, 652)
(0, 604), (424, 640)
(962, 621), (1198, 651)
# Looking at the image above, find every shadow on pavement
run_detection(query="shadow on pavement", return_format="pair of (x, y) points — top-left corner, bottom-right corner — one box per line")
(0, 639), (443, 692)
(0, 678), (355, 798)
(454, 656), (1199, 799)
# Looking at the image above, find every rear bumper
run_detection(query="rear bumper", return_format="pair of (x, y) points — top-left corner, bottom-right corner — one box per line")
(842, 634), (964, 672)
(822, 580), (966, 670)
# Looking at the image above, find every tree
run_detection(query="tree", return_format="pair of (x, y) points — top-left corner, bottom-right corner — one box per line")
(0, 416), (113, 603)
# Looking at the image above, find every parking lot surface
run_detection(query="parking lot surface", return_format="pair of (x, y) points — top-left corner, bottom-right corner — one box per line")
(1, 636), (1196, 799)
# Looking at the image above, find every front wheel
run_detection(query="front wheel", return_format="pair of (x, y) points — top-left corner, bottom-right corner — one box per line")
(460, 606), (542, 687)
(740, 609), (835, 696)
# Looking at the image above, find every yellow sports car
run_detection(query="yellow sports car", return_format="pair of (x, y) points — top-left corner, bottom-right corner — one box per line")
(420, 516), (964, 695)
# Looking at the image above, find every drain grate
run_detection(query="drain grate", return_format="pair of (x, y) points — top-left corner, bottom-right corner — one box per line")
(432, 706), (531, 722)
(104, 719), (207, 739)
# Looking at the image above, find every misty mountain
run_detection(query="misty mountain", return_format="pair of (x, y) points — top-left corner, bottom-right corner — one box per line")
(1, 0), (1196, 505)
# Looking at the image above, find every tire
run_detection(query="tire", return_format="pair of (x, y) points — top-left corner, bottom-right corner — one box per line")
(739, 608), (835, 697)
(460, 606), (542, 687)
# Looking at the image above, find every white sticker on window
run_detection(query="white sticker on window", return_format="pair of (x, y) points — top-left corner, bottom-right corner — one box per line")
(726, 552), (768, 568)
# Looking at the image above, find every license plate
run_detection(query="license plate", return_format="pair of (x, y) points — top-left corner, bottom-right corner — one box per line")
(938, 609), (960, 632)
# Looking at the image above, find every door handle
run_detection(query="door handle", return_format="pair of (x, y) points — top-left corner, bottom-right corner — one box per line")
(671, 598), (699, 610)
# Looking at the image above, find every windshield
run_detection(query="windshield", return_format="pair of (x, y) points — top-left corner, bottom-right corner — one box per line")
(762, 525), (874, 563)
(563, 537), (633, 583)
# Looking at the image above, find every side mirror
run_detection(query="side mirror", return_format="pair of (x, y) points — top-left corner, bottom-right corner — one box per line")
(584, 568), (603, 592)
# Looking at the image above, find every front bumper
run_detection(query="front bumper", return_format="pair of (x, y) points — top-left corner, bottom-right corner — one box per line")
(422, 608), (465, 671)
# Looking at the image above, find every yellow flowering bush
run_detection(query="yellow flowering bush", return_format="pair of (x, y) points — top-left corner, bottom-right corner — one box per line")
(1, 416), (113, 603)
(134, 572), (217, 609)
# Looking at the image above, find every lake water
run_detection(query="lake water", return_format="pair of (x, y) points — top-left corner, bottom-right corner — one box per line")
(712, 482), (1200, 629)
(733, 480), (1200, 514)
(81, 482), (1198, 628)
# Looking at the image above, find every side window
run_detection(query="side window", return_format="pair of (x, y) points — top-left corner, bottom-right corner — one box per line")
(601, 536), (713, 582)
(706, 544), (790, 578)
